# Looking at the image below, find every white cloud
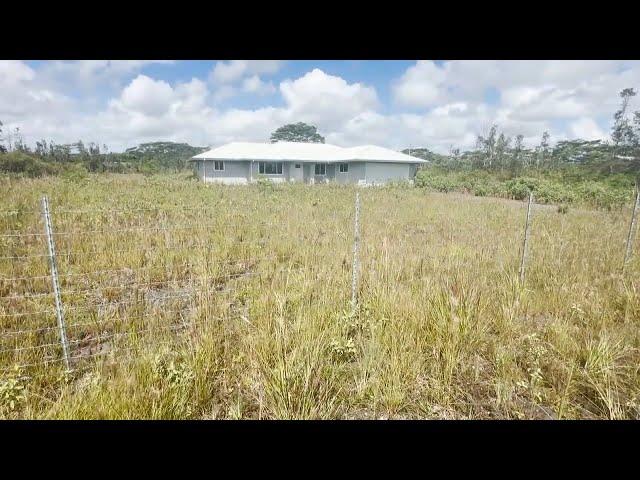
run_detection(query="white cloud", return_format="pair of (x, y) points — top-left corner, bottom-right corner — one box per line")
(0, 60), (35, 85)
(242, 75), (276, 95)
(392, 60), (447, 108)
(0, 60), (72, 121)
(3, 60), (640, 155)
(210, 60), (283, 84)
(280, 68), (378, 128)
(39, 60), (175, 92)
(388, 60), (640, 150)
(115, 75), (175, 116)
(569, 117), (606, 140)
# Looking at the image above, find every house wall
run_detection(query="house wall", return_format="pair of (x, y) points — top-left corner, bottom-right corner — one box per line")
(364, 162), (411, 185)
(197, 159), (420, 185)
(201, 160), (250, 185)
(348, 162), (367, 185)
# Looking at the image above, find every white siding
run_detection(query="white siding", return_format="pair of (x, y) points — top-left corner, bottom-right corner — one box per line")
(196, 159), (418, 185)
(341, 162), (366, 185)
(202, 160), (250, 185)
(364, 162), (411, 185)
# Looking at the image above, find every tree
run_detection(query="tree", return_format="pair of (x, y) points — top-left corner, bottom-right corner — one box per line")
(611, 88), (639, 175)
(511, 134), (525, 172)
(13, 127), (28, 153)
(612, 88), (637, 152)
(270, 122), (325, 143)
(495, 132), (511, 172)
(476, 125), (498, 169)
(536, 131), (550, 169)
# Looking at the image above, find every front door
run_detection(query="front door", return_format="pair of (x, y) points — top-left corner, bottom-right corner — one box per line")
(303, 164), (312, 184)
(291, 162), (303, 182)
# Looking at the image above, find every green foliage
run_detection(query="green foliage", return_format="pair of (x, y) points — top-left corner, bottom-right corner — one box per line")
(416, 166), (634, 209)
(0, 151), (59, 177)
(61, 163), (89, 183)
(137, 160), (161, 176)
(256, 176), (276, 190)
(0, 139), (207, 177)
(504, 177), (538, 200)
(414, 173), (458, 193)
(402, 147), (449, 163)
(0, 366), (26, 416)
(124, 142), (207, 171)
(270, 122), (325, 143)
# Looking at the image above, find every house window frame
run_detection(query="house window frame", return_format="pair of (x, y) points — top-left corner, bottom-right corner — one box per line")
(259, 161), (283, 175)
(214, 160), (224, 171)
(339, 163), (349, 173)
(314, 163), (327, 176)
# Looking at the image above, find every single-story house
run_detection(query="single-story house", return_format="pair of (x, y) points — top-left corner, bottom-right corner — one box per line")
(190, 142), (427, 185)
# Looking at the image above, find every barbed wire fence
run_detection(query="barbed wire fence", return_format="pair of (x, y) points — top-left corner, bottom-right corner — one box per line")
(0, 196), (355, 377)
(2, 188), (640, 380)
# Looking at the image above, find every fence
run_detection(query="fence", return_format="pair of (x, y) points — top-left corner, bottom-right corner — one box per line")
(0, 196), (355, 376)
(1, 188), (639, 378)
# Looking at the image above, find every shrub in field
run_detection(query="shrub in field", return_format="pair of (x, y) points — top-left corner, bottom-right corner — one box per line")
(137, 160), (160, 176)
(0, 151), (59, 177)
(534, 181), (577, 205)
(257, 176), (276, 190)
(505, 177), (538, 200)
(473, 184), (489, 197)
(415, 166), (635, 209)
(574, 181), (630, 209)
(61, 164), (89, 183)
(415, 172), (458, 193)
(0, 367), (26, 417)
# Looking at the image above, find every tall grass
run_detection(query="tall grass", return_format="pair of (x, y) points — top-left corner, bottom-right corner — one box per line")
(1, 173), (639, 419)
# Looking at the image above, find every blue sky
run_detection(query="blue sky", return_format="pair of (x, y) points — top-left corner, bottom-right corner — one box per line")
(3, 60), (639, 153)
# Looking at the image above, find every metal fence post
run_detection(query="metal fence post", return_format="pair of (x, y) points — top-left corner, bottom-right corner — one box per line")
(351, 191), (361, 312)
(519, 191), (534, 286)
(623, 182), (640, 274)
(41, 196), (70, 371)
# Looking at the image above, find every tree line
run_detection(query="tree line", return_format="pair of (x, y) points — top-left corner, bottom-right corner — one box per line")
(2, 88), (639, 179)
(404, 88), (640, 178)
(0, 125), (207, 176)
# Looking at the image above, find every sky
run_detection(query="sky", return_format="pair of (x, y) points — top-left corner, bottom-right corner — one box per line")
(1, 60), (639, 154)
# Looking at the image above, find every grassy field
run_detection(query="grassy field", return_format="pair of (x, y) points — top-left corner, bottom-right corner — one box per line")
(1, 173), (639, 419)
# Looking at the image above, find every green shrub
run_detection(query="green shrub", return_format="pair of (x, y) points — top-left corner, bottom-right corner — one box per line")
(574, 181), (629, 209)
(414, 165), (635, 209)
(257, 176), (276, 191)
(505, 177), (538, 200)
(473, 185), (489, 197)
(61, 164), (89, 183)
(415, 171), (458, 193)
(0, 152), (59, 177)
(138, 160), (160, 176)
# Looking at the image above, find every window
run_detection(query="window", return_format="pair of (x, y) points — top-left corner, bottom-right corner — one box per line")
(259, 162), (283, 175)
(295, 164), (301, 168)
(314, 163), (326, 175)
(339, 163), (349, 173)
(214, 161), (224, 171)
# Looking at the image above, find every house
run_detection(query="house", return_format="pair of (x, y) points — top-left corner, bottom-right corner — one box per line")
(190, 142), (428, 185)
